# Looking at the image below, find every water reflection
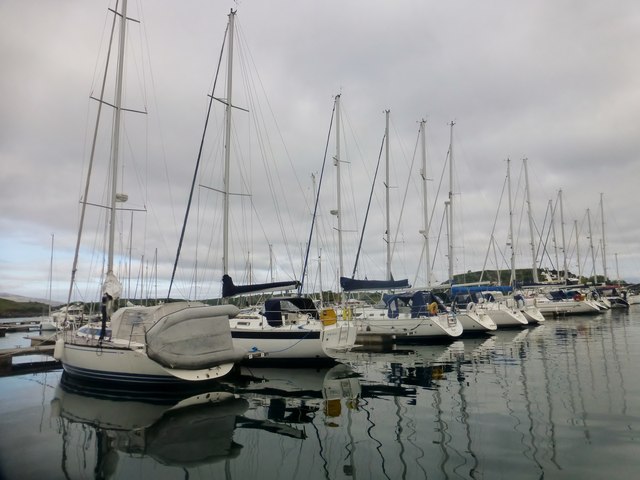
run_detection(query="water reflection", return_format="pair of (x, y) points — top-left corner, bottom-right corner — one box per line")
(233, 364), (361, 436)
(51, 374), (248, 477)
(50, 364), (362, 478)
(4, 310), (639, 479)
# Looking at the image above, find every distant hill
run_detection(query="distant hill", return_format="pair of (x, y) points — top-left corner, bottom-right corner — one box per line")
(0, 293), (62, 307)
(448, 268), (623, 287)
(0, 298), (51, 318)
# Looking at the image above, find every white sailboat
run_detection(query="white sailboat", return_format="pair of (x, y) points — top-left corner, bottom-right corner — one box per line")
(199, 12), (357, 362)
(341, 112), (463, 341)
(441, 122), (496, 333)
(39, 234), (58, 332)
(530, 286), (601, 316)
(54, 0), (242, 385)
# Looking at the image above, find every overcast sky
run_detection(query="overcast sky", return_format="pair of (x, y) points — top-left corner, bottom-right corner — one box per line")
(2, 0), (639, 303)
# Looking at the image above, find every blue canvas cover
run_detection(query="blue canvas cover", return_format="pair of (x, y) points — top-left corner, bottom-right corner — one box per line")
(340, 277), (410, 292)
(222, 275), (300, 298)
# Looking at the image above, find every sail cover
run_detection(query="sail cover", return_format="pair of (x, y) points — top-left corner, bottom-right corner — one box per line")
(102, 271), (123, 301)
(340, 277), (410, 292)
(450, 285), (513, 295)
(222, 274), (300, 298)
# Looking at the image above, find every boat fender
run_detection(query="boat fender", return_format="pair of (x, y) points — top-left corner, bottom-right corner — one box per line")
(53, 338), (64, 360)
(467, 302), (476, 312)
(428, 302), (438, 316)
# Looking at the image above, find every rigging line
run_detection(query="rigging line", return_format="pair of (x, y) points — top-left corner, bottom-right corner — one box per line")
(429, 145), (448, 235)
(564, 220), (577, 269)
(540, 198), (559, 272)
(577, 212), (588, 277)
(480, 173), (507, 283)
(511, 163), (525, 257)
(390, 122), (421, 266)
(350, 133), (386, 279)
(534, 201), (552, 271)
(166, 21), (228, 300)
(421, 145), (450, 282)
(235, 28), (299, 277)
(66, 5), (119, 309)
(340, 107), (362, 235)
(298, 101), (336, 295)
(434, 205), (447, 281)
(412, 240), (426, 287)
(137, 1), (180, 258)
(515, 170), (527, 262)
(236, 21), (313, 224)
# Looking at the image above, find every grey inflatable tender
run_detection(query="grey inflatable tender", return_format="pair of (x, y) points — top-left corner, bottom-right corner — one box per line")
(112, 302), (241, 370)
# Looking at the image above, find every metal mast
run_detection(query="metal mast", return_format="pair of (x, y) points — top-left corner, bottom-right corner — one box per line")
(447, 121), (455, 285)
(559, 189), (568, 283)
(507, 158), (516, 286)
(575, 219), (582, 280)
(334, 94), (344, 279)
(523, 158), (539, 283)
(600, 193), (608, 282)
(419, 119), (432, 287)
(107, 0), (128, 277)
(222, 9), (236, 276)
(587, 208), (597, 283)
(385, 110), (391, 280)
(312, 173), (323, 303)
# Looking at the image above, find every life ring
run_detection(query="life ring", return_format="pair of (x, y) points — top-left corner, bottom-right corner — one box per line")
(467, 302), (476, 312)
(573, 293), (581, 302)
(428, 302), (439, 316)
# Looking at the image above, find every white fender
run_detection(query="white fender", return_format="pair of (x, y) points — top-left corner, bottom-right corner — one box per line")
(53, 338), (64, 360)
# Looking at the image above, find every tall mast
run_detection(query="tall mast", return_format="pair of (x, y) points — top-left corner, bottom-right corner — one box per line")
(419, 119), (432, 287)
(600, 193), (608, 282)
(107, 0), (128, 277)
(507, 158), (516, 286)
(384, 110), (391, 280)
(447, 121), (455, 285)
(587, 208), (597, 283)
(549, 199), (560, 278)
(334, 94), (344, 280)
(523, 158), (538, 283)
(67, 4), (119, 308)
(559, 189), (568, 283)
(222, 9), (236, 276)
(48, 234), (54, 317)
(574, 219), (582, 280)
(312, 173), (323, 303)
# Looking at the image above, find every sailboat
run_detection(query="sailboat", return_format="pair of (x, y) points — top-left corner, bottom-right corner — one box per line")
(459, 158), (529, 328)
(439, 121), (497, 333)
(54, 0), (242, 385)
(175, 11), (357, 363)
(39, 234), (58, 332)
(340, 112), (463, 341)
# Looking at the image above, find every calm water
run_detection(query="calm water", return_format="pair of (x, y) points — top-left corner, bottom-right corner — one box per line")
(1, 308), (639, 479)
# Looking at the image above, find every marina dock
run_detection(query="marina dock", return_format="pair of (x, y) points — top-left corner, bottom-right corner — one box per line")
(0, 329), (59, 375)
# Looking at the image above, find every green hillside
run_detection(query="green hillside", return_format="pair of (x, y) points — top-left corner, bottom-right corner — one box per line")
(0, 298), (49, 318)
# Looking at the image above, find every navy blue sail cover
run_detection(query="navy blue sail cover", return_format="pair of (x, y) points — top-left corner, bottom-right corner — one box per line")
(340, 277), (410, 292)
(222, 274), (300, 298)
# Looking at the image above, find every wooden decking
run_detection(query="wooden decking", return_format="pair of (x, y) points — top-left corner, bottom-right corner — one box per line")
(0, 331), (60, 375)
